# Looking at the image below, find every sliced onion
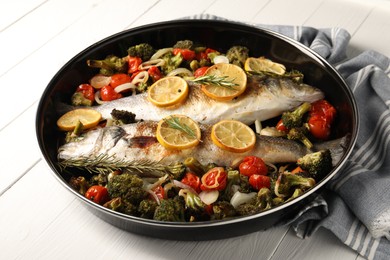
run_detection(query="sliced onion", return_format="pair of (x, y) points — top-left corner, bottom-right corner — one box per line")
(146, 189), (161, 205)
(150, 47), (173, 60)
(172, 180), (198, 195)
(274, 173), (287, 198)
(213, 55), (229, 64)
(90, 75), (111, 89)
(199, 190), (219, 205)
(260, 127), (286, 137)
(230, 191), (257, 208)
(138, 59), (165, 70)
(266, 162), (278, 175)
(131, 71), (149, 85)
(167, 68), (193, 77)
(94, 90), (107, 105)
(114, 82), (137, 93)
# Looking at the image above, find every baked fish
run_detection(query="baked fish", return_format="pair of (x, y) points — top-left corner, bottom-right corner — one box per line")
(90, 76), (324, 125)
(58, 121), (346, 170)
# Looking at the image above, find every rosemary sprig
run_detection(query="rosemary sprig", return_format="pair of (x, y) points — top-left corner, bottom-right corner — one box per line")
(58, 154), (185, 177)
(190, 75), (238, 90)
(164, 116), (197, 140)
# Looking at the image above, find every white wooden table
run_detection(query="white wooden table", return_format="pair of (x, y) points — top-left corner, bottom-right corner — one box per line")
(1, 0), (389, 259)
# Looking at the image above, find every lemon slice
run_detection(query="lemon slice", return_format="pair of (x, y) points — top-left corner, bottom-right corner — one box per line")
(201, 63), (247, 101)
(57, 108), (102, 131)
(147, 76), (189, 107)
(156, 115), (201, 150)
(211, 120), (256, 153)
(244, 57), (286, 75)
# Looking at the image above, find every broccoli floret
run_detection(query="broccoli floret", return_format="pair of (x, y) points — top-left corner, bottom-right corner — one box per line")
(87, 55), (127, 76)
(89, 173), (108, 187)
(285, 188), (304, 202)
(211, 201), (237, 220)
(71, 92), (93, 106)
(179, 189), (210, 221)
(138, 199), (158, 219)
(153, 196), (186, 222)
(297, 149), (333, 179)
(238, 174), (252, 193)
(281, 102), (311, 129)
(110, 109), (136, 125)
(106, 173), (147, 205)
(103, 197), (122, 211)
(127, 43), (155, 61)
(103, 197), (138, 215)
(69, 176), (89, 195)
(173, 40), (194, 50)
(160, 52), (184, 75)
(287, 126), (313, 149)
(275, 172), (316, 197)
(220, 170), (241, 201)
(226, 45), (249, 68)
(235, 187), (273, 216)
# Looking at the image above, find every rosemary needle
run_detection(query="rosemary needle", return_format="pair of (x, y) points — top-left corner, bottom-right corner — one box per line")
(164, 116), (197, 139)
(190, 75), (238, 90)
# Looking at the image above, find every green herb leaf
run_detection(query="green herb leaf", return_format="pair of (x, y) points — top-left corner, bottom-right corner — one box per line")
(58, 154), (185, 177)
(191, 75), (238, 90)
(164, 116), (197, 140)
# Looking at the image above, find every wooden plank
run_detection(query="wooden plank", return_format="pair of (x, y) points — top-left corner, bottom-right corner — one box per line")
(205, 0), (270, 22)
(0, 0), (47, 32)
(0, 102), (41, 194)
(251, 0), (324, 25)
(128, 0), (214, 28)
(271, 227), (358, 260)
(0, 0), (104, 76)
(303, 0), (372, 33)
(0, 0), (157, 130)
(0, 161), (76, 258)
(349, 2), (390, 57)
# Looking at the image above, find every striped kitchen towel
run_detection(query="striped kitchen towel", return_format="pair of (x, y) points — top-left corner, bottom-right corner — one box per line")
(189, 14), (390, 260)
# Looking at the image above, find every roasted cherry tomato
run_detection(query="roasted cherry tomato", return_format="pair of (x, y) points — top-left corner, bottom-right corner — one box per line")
(181, 172), (201, 193)
(308, 99), (336, 140)
(276, 118), (288, 133)
(172, 48), (196, 61)
(100, 85), (123, 101)
(85, 185), (109, 205)
(128, 56), (142, 74)
(200, 167), (227, 191)
(194, 66), (209, 77)
(249, 174), (271, 190)
(239, 156), (268, 177)
(196, 48), (217, 61)
(148, 66), (163, 82)
(110, 73), (131, 88)
(76, 84), (95, 101)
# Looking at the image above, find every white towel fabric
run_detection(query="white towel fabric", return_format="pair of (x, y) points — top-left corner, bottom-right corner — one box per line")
(188, 14), (390, 260)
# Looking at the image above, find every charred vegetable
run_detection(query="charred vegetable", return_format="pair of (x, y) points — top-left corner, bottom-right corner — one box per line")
(127, 43), (155, 61)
